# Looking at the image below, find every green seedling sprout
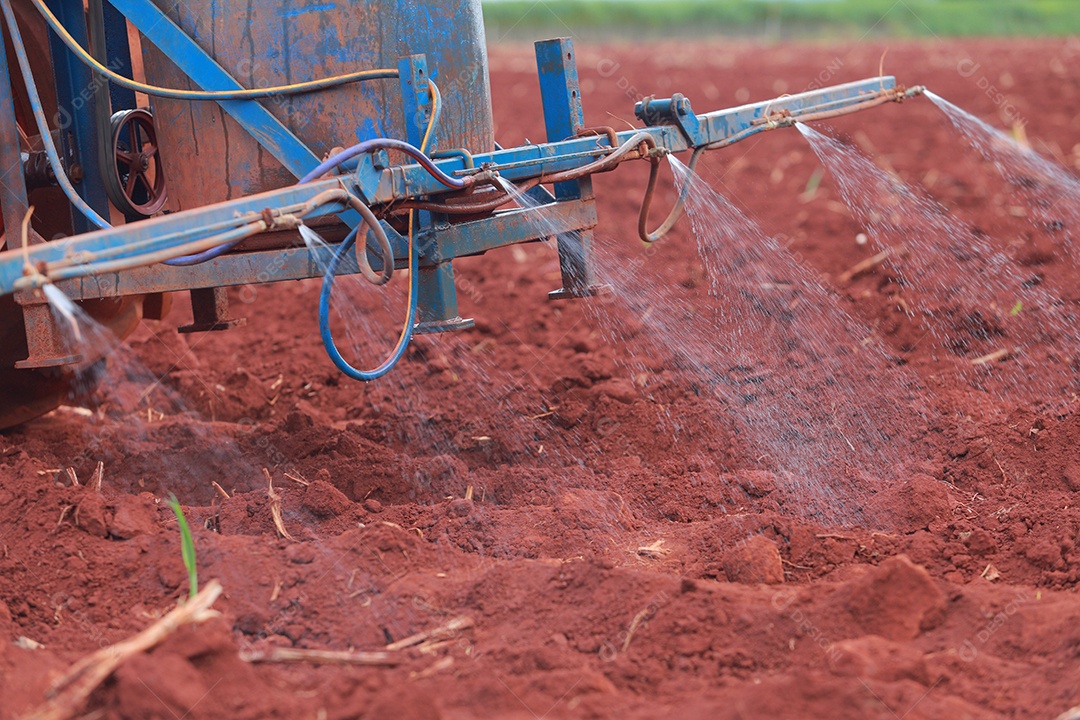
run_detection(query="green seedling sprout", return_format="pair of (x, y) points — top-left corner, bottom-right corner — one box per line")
(166, 493), (198, 600)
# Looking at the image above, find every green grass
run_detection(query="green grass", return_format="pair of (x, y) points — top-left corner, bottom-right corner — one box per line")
(483, 1), (1080, 40)
(167, 493), (198, 600)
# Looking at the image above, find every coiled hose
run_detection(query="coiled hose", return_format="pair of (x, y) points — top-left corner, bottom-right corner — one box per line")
(312, 81), (443, 380)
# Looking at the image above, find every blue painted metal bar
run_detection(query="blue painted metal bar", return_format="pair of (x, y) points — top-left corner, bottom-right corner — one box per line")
(47, 200), (596, 301)
(374, 199), (597, 271)
(535, 37), (596, 298)
(0, 76), (903, 298)
(46, 0), (112, 234)
(397, 53), (465, 330)
(0, 176), (343, 292)
(53, 242), (360, 300)
(421, 199), (594, 264)
(357, 76), (900, 203)
(398, 55), (437, 154)
(535, 38), (586, 200)
(0, 167), (594, 296)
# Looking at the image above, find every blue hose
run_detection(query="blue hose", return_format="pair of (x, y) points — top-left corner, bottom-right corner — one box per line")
(309, 139), (426, 379)
(318, 224), (418, 380)
(311, 79), (444, 381)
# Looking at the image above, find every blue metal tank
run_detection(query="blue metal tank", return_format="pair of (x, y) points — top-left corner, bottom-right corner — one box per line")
(139, 0), (494, 210)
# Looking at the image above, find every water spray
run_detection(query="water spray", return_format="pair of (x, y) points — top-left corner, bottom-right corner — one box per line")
(0, 0), (927, 427)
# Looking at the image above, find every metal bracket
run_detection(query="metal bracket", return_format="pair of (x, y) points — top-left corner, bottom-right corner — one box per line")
(415, 317), (474, 335)
(635, 93), (703, 146)
(177, 287), (245, 333)
(13, 300), (81, 368)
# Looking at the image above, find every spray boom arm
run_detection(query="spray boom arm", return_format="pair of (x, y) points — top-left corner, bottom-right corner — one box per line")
(346, 78), (922, 207)
(0, 77), (922, 294)
(0, 34), (923, 380)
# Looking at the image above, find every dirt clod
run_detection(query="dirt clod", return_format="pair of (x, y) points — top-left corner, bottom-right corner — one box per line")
(872, 474), (952, 533)
(1062, 463), (1080, 492)
(109, 493), (158, 539)
(75, 492), (109, 538)
(447, 498), (474, 518)
(302, 479), (351, 518)
(285, 542), (316, 565)
(723, 535), (785, 584)
(839, 555), (947, 640)
(827, 635), (930, 683)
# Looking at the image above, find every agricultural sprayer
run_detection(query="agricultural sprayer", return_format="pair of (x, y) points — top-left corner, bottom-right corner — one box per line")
(0, 0), (923, 428)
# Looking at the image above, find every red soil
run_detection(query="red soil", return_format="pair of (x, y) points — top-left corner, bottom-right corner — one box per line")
(2, 38), (1080, 719)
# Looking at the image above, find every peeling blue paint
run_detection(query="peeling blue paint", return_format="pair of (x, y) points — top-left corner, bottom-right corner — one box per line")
(280, 2), (335, 18)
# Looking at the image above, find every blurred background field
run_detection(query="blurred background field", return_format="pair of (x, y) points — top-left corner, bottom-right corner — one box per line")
(482, 0), (1080, 40)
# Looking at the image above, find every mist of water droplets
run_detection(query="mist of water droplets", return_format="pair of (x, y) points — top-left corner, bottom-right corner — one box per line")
(797, 122), (1079, 410)
(926, 91), (1079, 254)
(38, 284), (260, 502)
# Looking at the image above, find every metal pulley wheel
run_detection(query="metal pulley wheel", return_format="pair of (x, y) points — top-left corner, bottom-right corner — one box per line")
(106, 108), (168, 217)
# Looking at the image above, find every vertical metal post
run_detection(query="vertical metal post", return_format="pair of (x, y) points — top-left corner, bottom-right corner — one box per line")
(535, 38), (586, 199)
(45, 0), (111, 233)
(398, 54), (473, 334)
(535, 37), (598, 299)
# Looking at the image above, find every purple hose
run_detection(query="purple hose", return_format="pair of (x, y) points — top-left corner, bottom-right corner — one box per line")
(297, 138), (465, 187)
(164, 139), (461, 266)
(162, 237), (245, 266)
